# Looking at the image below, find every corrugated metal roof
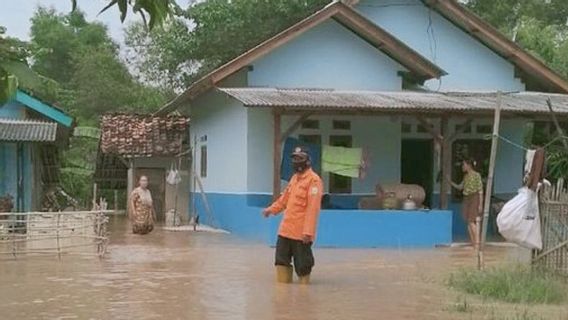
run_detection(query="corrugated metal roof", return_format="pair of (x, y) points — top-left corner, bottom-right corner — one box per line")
(0, 118), (58, 142)
(218, 88), (568, 115)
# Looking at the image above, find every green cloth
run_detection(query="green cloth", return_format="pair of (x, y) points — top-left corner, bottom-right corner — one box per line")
(322, 145), (362, 178)
(463, 171), (483, 196)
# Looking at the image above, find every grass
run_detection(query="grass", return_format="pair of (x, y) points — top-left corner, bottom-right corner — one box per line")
(448, 265), (567, 304)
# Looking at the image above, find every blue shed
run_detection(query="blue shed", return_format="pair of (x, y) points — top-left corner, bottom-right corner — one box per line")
(0, 90), (74, 212)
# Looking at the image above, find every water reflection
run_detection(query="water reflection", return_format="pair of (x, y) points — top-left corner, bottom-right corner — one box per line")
(0, 216), (529, 320)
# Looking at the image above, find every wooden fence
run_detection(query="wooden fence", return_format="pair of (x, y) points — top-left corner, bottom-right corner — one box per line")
(0, 210), (110, 258)
(533, 179), (568, 276)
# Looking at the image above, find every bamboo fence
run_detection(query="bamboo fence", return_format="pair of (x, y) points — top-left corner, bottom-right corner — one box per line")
(0, 210), (110, 258)
(533, 179), (568, 276)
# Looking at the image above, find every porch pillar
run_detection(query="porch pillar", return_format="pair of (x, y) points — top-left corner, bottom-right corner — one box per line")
(272, 110), (282, 200)
(440, 117), (451, 209)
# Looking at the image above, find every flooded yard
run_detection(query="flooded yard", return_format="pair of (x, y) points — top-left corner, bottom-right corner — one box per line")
(0, 216), (566, 320)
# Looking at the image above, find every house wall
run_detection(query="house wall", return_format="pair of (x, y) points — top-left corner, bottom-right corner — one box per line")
(1, 102), (34, 211)
(190, 85), (249, 193)
(0, 143), (33, 211)
(248, 20), (405, 90)
(247, 110), (401, 195)
(356, 0), (526, 92)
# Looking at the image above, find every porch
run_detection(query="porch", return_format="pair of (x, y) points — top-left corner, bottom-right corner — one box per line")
(210, 88), (568, 247)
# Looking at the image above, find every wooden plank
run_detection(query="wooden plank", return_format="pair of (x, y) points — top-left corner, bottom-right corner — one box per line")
(281, 112), (312, 141)
(273, 111), (282, 201)
(440, 117), (450, 209)
(449, 118), (474, 141)
(479, 91), (503, 270)
(415, 116), (442, 143)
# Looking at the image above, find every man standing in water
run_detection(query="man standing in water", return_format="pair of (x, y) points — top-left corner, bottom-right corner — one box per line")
(263, 146), (323, 284)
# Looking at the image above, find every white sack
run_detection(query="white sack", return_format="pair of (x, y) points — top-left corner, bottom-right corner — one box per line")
(496, 187), (542, 250)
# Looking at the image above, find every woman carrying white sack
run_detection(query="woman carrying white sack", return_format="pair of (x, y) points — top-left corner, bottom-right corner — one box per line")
(497, 148), (546, 250)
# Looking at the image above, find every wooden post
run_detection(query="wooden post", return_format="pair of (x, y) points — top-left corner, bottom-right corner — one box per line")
(479, 91), (502, 270)
(273, 111), (282, 201)
(56, 212), (61, 260)
(114, 190), (118, 211)
(440, 117), (450, 209)
(92, 183), (98, 210)
(546, 98), (568, 151)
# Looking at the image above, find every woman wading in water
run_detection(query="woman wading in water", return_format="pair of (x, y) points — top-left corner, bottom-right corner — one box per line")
(448, 159), (484, 248)
(128, 176), (156, 234)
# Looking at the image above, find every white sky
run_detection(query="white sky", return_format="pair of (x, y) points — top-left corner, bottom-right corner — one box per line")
(0, 0), (188, 45)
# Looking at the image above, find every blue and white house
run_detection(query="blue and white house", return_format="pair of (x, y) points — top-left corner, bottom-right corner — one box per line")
(0, 90), (74, 212)
(158, 0), (568, 247)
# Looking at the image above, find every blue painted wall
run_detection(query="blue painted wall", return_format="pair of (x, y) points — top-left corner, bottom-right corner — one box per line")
(0, 101), (25, 118)
(356, 0), (525, 92)
(1, 102), (35, 211)
(194, 193), (452, 248)
(249, 20), (405, 90)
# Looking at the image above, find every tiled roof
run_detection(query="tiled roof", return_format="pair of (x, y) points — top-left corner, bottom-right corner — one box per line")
(219, 88), (568, 115)
(0, 118), (58, 142)
(100, 114), (189, 157)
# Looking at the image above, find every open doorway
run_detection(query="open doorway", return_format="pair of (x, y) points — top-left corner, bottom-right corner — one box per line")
(134, 168), (166, 222)
(401, 139), (434, 207)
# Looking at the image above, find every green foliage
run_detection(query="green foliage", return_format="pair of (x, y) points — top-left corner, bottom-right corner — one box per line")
(0, 26), (57, 104)
(125, 0), (330, 89)
(26, 8), (169, 205)
(448, 265), (567, 304)
(72, 0), (175, 30)
(467, 0), (568, 81)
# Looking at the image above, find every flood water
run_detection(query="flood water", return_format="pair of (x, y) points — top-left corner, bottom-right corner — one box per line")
(0, 216), (532, 320)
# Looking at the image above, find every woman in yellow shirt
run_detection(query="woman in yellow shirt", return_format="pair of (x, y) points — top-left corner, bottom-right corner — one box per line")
(449, 159), (483, 248)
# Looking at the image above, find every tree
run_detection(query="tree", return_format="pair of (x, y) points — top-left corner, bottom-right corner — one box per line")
(72, 0), (176, 30)
(125, 0), (330, 89)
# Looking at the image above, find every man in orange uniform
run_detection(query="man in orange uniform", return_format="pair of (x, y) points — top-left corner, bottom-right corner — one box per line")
(262, 146), (323, 284)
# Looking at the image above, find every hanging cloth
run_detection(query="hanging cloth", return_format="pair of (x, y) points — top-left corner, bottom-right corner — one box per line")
(322, 145), (362, 178)
(281, 137), (322, 181)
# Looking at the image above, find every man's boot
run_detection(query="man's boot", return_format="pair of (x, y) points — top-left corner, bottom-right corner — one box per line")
(298, 274), (310, 285)
(276, 265), (293, 283)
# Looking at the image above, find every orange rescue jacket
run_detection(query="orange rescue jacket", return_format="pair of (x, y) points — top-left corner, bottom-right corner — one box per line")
(266, 168), (323, 241)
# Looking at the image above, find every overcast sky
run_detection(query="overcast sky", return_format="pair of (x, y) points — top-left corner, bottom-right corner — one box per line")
(1, 0), (188, 45)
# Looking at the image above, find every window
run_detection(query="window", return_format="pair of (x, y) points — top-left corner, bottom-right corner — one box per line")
(333, 120), (351, 130)
(329, 135), (353, 194)
(200, 145), (207, 178)
(417, 124), (429, 133)
(298, 134), (321, 145)
(455, 124), (472, 134)
(476, 124), (492, 134)
(301, 120), (319, 129)
(298, 135), (322, 175)
(401, 122), (412, 133)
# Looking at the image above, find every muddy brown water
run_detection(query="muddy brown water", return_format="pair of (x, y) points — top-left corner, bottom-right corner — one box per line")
(0, 216), (557, 320)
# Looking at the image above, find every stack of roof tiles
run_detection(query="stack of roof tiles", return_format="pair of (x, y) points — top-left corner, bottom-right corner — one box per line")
(100, 114), (189, 157)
